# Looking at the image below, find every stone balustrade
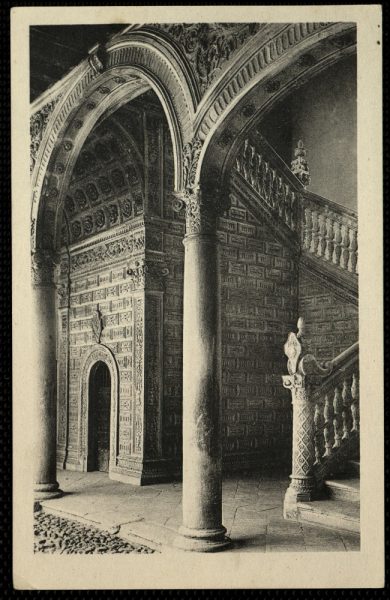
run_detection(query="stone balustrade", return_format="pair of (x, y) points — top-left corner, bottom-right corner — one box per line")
(235, 138), (299, 232)
(234, 137), (358, 280)
(282, 319), (359, 519)
(301, 193), (358, 275)
(311, 343), (359, 467)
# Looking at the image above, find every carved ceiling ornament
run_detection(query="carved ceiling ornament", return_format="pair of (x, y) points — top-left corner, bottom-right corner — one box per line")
(152, 23), (263, 94)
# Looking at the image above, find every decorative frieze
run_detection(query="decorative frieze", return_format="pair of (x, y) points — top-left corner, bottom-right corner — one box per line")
(30, 94), (63, 173)
(69, 231), (145, 274)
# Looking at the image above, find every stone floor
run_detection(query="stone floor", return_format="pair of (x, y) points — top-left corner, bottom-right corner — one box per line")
(34, 510), (154, 554)
(39, 470), (360, 553)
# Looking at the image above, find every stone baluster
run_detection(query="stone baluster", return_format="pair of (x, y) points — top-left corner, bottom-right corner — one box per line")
(174, 185), (230, 552)
(31, 249), (62, 500)
(324, 215), (334, 262)
(309, 211), (319, 254)
(350, 372), (360, 433)
(332, 220), (342, 266)
(290, 191), (297, 232)
(347, 228), (358, 274)
(340, 223), (350, 270)
(314, 401), (324, 465)
(303, 207), (313, 250)
(341, 377), (353, 440)
(323, 393), (334, 456)
(332, 385), (343, 448)
(316, 212), (327, 258)
(282, 318), (332, 519)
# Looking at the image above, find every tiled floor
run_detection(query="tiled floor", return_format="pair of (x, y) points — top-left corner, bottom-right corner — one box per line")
(39, 470), (360, 553)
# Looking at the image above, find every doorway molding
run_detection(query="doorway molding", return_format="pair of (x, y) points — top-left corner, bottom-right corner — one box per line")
(78, 344), (119, 475)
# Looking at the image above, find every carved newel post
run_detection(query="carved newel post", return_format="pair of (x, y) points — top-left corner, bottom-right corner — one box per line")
(31, 250), (62, 500)
(283, 318), (332, 519)
(174, 180), (230, 551)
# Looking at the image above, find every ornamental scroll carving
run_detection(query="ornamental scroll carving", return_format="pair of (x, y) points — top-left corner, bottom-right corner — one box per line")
(153, 23), (262, 94)
(30, 95), (63, 173)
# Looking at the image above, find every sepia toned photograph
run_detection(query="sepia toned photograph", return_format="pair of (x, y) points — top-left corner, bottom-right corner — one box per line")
(12, 5), (383, 590)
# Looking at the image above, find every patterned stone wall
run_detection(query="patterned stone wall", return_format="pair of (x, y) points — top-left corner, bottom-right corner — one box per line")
(298, 270), (358, 362)
(219, 193), (298, 470)
(58, 91), (352, 480)
(57, 224), (145, 474)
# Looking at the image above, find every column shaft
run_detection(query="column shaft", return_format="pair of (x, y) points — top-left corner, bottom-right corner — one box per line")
(31, 251), (62, 500)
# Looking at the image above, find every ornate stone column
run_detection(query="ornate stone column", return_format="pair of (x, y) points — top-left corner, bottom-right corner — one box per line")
(282, 318), (332, 519)
(31, 250), (62, 500)
(174, 186), (230, 552)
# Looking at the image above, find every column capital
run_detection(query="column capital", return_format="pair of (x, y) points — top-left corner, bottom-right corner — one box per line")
(173, 184), (229, 237)
(31, 249), (60, 287)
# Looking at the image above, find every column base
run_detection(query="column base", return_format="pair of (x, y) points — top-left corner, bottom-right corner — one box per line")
(34, 482), (63, 502)
(283, 478), (316, 520)
(174, 525), (231, 553)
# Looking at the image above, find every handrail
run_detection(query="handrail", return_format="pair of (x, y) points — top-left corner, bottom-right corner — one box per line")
(282, 320), (359, 513)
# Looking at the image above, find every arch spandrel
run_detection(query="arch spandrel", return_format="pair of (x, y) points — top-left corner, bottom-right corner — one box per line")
(193, 23), (356, 196)
(31, 34), (195, 253)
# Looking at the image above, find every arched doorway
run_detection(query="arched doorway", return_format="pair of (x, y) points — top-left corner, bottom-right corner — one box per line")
(88, 361), (112, 472)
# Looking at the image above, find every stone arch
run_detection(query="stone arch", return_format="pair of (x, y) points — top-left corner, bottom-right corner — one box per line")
(31, 32), (195, 254)
(192, 22), (356, 194)
(78, 344), (119, 473)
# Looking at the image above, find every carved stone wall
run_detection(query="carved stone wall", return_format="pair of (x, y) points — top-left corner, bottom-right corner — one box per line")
(57, 89), (355, 480)
(58, 225), (144, 472)
(298, 270), (358, 361)
(219, 192), (298, 470)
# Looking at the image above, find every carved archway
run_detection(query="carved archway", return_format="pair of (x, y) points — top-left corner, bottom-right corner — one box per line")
(31, 32), (195, 254)
(193, 23), (356, 196)
(79, 344), (119, 473)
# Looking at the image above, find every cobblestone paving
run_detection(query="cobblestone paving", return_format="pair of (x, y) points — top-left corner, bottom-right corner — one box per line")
(34, 510), (155, 554)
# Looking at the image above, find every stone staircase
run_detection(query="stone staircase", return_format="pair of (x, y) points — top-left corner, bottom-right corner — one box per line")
(232, 134), (359, 535)
(298, 460), (360, 533)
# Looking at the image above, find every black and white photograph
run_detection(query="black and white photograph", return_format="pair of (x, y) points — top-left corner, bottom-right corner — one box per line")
(11, 5), (383, 590)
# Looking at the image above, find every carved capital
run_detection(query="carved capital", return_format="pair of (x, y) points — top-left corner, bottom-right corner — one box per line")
(31, 249), (59, 287)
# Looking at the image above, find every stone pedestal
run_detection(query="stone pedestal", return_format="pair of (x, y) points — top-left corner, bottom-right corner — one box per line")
(174, 188), (230, 552)
(31, 251), (62, 500)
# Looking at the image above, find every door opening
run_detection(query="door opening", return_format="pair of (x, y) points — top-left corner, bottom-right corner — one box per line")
(88, 361), (111, 472)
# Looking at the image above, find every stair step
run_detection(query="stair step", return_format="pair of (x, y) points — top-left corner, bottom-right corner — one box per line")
(297, 499), (360, 533)
(324, 478), (360, 502)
